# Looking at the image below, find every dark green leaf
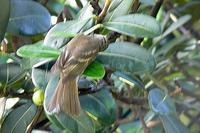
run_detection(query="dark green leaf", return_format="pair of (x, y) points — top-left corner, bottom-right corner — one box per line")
(1, 102), (37, 133)
(0, 63), (26, 86)
(97, 42), (156, 74)
(0, 0), (10, 42)
(112, 71), (144, 89)
(7, 0), (51, 35)
(44, 75), (95, 133)
(80, 88), (117, 126)
(83, 61), (105, 79)
(17, 43), (61, 58)
(103, 14), (161, 38)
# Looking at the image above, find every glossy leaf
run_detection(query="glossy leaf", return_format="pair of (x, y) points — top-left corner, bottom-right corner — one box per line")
(17, 43), (61, 58)
(112, 71), (144, 89)
(148, 89), (189, 133)
(7, 0), (51, 35)
(103, 14), (161, 38)
(44, 18), (91, 49)
(0, 0), (10, 42)
(97, 42), (156, 74)
(148, 89), (176, 115)
(32, 67), (52, 90)
(80, 88), (117, 126)
(103, 0), (134, 22)
(1, 102), (37, 133)
(75, 2), (94, 20)
(0, 63), (26, 86)
(44, 75), (95, 133)
(83, 61), (105, 79)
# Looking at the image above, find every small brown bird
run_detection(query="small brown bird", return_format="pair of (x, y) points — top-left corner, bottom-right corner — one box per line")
(48, 34), (107, 116)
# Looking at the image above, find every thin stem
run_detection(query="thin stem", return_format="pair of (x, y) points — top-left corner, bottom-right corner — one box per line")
(97, 0), (111, 23)
(84, 24), (103, 35)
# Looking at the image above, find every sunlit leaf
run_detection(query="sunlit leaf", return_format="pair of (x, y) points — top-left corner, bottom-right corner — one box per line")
(97, 42), (156, 74)
(17, 43), (61, 58)
(83, 61), (105, 79)
(103, 14), (161, 38)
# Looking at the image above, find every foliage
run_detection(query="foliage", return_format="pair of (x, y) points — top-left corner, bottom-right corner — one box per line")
(0, 0), (200, 133)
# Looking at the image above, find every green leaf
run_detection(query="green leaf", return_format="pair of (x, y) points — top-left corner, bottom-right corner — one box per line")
(103, 14), (161, 38)
(161, 15), (191, 38)
(103, 0), (134, 22)
(0, 0), (10, 42)
(1, 102), (37, 133)
(44, 18), (91, 49)
(80, 88), (117, 126)
(160, 114), (189, 133)
(7, 0), (51, 35)
(0, 63), (26, 87)
(148, 89), (189, 133)
(112, 71), (144, 89)
(32, 67), (51, 90)
(97, 42), (156, 74)
(148, 89), (176, 115)
(17, 43), (61, 58)
(107, 0), (123, 12)
(83, 61), (105, 79)
(75, 2), (94, 20)
(44, 75), (95, 133)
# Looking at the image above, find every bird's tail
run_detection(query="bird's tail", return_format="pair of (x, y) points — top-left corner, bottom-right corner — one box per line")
(48, 77), (81, 116)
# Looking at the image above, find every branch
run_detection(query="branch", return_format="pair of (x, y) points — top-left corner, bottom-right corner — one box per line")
(97, 0), (111, 23)
(150, 0), (164, 17)
(91, 0), (102, 15)
(111, 91), (147, 105)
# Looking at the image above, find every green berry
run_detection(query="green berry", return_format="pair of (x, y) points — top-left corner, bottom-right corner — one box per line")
(32, 89), (44, 106)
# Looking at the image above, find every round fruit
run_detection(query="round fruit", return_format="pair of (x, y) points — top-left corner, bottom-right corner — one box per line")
(32, 89), (44, 106)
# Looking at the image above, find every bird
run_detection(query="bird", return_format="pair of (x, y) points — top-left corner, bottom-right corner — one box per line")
(48, 33), (107, 116)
